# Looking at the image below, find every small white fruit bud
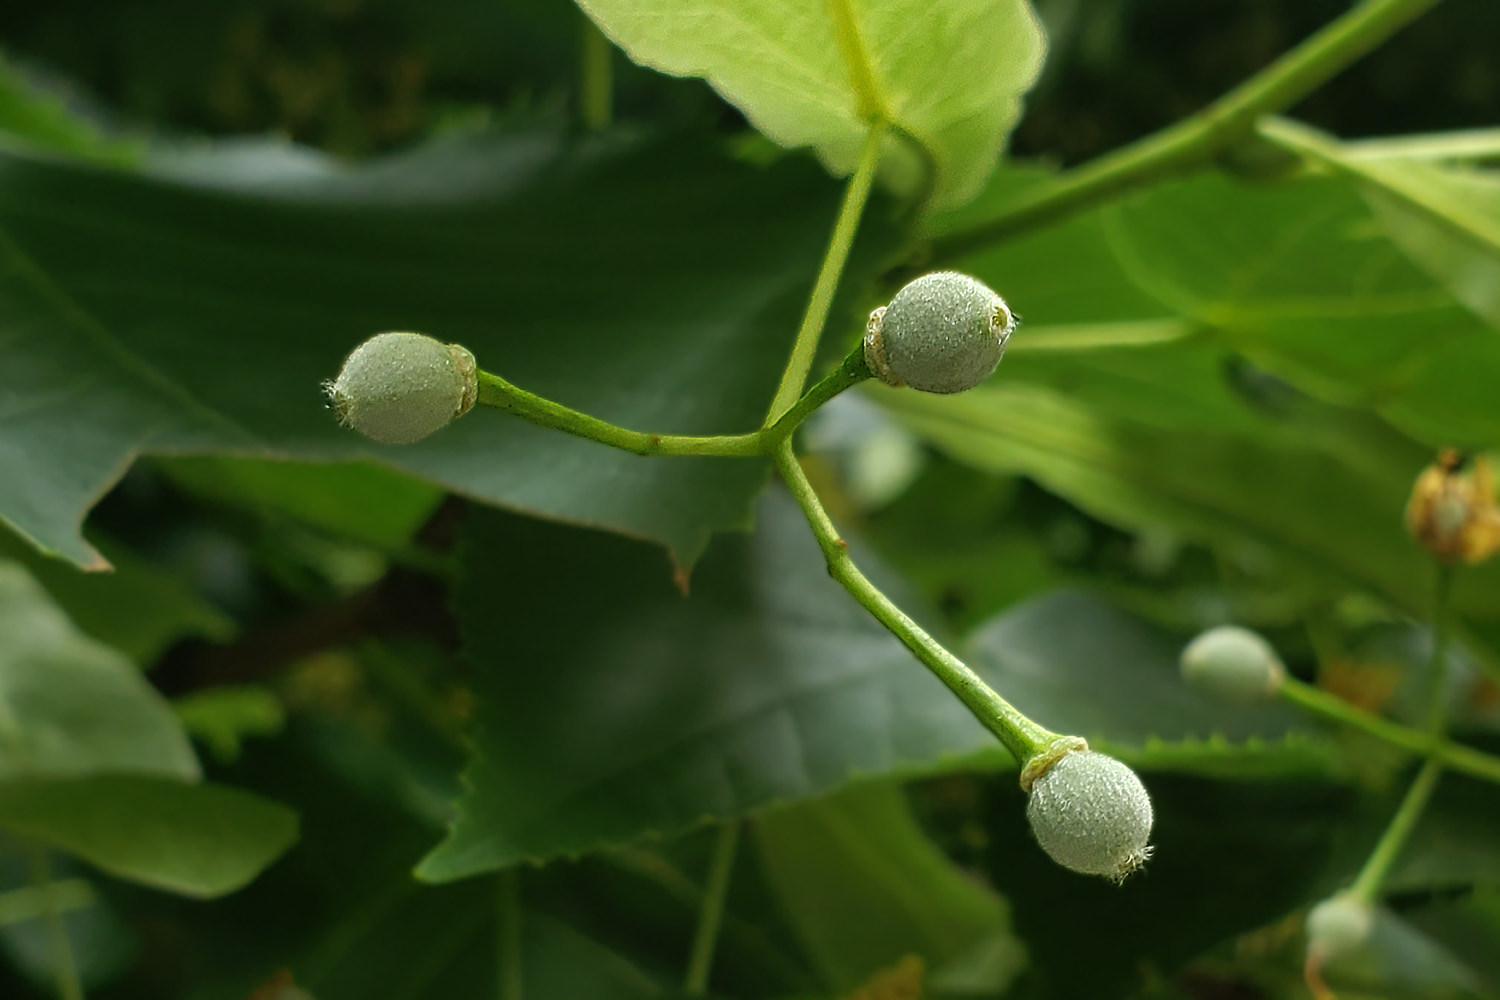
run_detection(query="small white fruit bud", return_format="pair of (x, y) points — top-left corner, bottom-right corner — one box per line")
(1180, 625), (1286, 703)
(1025, 746), (1154, 881)
(865, 272), (1014, 394)
(326, 332), (478, 444)
(1306, 892), (1373, 959)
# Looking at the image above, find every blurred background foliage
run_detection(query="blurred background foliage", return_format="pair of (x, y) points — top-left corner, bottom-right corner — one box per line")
(1, 1), (1499, 999)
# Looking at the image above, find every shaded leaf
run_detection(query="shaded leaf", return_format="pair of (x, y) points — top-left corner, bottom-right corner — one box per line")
(981, 771), (1352, 998)
(0, 561), (198, 782)
(0, 127), (896, 570)
(418, 489), (993, 881)
(156, 456), (444, 554)
(576, 0), (1046, 208)
(0, 776), (297, 897)
(756, 781), (1022, 993)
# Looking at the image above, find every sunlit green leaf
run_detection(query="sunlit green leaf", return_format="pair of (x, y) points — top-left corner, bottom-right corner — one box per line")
(576, 0), (1046, 208)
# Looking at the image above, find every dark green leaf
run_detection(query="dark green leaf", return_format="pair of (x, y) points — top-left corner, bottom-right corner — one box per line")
(0, 127), (895, 570)
(417, 490), (995, 881)
(964, 589), (1331, 773)
(756, 781), (1022, 993)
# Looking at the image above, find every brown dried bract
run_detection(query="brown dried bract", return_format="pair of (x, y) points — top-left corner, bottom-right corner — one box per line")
(1405, 450), (1500, 565)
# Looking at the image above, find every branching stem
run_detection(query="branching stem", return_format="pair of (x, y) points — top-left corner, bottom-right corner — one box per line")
(773, 441), (1057, 763)
(475, 349), (870, 457)
(931, 0), (1444, 262)
(683, 822), (740, 995)
(764, 122), (886, 424)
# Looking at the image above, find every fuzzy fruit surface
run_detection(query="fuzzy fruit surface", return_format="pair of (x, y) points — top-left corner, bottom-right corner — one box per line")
(1180, 625), (1285, 703)
(866, 271), (1012, 394)
(1306, 893), (1373, 958)
(1026, 749), (1153, 880)
(328, 332), (478, 445)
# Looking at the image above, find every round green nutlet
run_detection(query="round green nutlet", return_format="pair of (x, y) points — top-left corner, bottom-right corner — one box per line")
(1180, 625), (1286, 703)
(865, 272), (1014, 394)
(1306, 892), (1373, 959)
(1025, 748), (1154, 881)
(326, 332), (478, 445)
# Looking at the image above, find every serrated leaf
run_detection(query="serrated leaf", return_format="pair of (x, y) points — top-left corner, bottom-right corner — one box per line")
(0, 127), (895, 571)
(0, 561), (198, 782)
(576, 0), (1046, 209)
(756, 782), (1023, 994)
(417, 490), (995, 881)
(964, 589), (1318, 758)
(0, 776), (297, 897)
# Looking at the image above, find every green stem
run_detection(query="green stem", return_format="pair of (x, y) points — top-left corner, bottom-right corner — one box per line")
(499, 870), (522, 1000)
(764, 122), (886, 425)
(475, 349), (870, 457)
(931, 0), (1444, 262)
(1350, 755), (1443, 900)
(580, 18), (613, 131)
(28, 848), (83, 1000)
(684, 822), (740, 996)
(773, 441), (1057, 763)
(1278, 680), (1500, 786)
(1348, 565), (1454, 902)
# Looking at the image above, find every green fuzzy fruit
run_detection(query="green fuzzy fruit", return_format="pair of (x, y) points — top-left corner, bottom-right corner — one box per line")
(1306, 892), (1373, 959)
(864, 271), (1014, 394)
(327, 332), (478, 445)
(1025, 748), (1153, 881)
(1180, 625), (1286, 703)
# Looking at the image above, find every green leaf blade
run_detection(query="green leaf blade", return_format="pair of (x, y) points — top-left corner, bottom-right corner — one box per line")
(577, 0), (1047, 208)
(0, 776), (297, 898)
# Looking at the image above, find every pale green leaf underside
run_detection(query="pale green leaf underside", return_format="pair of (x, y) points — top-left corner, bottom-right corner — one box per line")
(577, 0), (1046, 208)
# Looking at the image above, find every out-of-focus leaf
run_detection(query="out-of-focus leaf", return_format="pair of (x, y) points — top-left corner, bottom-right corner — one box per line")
(877, 382), (1481, 623)
(0, 56), (136, 165)
(172, 686), (286, 764)
(1261, 119), (1500, 333)
(0, 561), (198, 782)
(0, 525), (233, 663)
(757, 782), (1023, 994)
(0, 127), (896, 571)
(576, 0), (1046, 208)
(418, 490), (996, 881)
(0, 776), (297, 897)
(1319, 905), (1489, 1000)
(156, 457), (444, 554)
